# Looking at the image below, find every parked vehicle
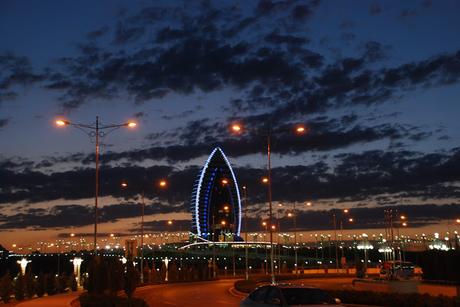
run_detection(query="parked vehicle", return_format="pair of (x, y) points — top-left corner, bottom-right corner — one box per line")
(240, 284), (344, 307)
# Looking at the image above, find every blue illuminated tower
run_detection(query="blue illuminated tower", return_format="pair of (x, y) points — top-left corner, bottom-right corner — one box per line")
(190, 147), (242, 241)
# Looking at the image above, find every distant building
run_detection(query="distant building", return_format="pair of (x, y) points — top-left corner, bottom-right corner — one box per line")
(190, 147), (242, 241)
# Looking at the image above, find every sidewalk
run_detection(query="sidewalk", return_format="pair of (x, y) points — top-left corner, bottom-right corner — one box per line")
(15, 291), (82, 307)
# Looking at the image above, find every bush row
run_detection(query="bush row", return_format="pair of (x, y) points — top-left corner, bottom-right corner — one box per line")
(0, 270), (77, 303)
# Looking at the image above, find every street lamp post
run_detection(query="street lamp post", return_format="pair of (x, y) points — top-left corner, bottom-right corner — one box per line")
(243, 186), (249, 280)
(231, 123), (306, 284)
(56, 117), (136, 255)
(121, 179), (167, 283)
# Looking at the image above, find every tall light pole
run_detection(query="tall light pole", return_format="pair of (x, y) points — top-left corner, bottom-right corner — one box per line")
(243, 185), (249, 280)
(287, 207), (298, 274)
(231, 123), (307, 284)
(56, 117), (136, 255)
(121, 179), (167, 283)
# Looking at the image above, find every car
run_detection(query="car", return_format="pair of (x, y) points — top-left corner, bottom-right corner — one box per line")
(240, 284), (344, 307)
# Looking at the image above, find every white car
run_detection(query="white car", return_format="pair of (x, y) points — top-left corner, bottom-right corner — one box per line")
(240, 284), (344, 307)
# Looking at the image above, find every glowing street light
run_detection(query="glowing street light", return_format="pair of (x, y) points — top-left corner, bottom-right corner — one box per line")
(261, 177), (269, 184)
(306, 202), (312, 207)
(231, 124), (242, 133)
(221, 220), (227, 226)
(343, 209), (349, 214)
(159, 180), (167, 188)
(55, 116), (137, 254)
(221, 178), (229, 185)
(167, 220), (173, 225)
(400, 215), (406, 220)
(348, 218), (354, 223)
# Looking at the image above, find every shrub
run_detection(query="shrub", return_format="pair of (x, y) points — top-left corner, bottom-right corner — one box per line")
(24, 269), (36, 299)
(69, 273), (78, 292)
(14, 273), (25, 301)
(107, 259), (124, 295)
(56, 274), (68, 293)
(36, 273), (45, 297)
(46, 273), (57, 295)
(124, 261), (139, 299)
(0, 272), (13, 303)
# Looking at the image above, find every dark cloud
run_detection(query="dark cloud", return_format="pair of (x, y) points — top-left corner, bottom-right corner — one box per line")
(291, 5), (312, 21)
(133, 111), (146, 118)
(2, 147), (460, 209)
(0, 118), (9, 129)
(113, 21), (145, 44)
(399, 9), (417, 19)
(369, 3), (382, 15)
(0, 53), (43, 104)
(86, 26), (109, 40)
(0, 201), (186, 230)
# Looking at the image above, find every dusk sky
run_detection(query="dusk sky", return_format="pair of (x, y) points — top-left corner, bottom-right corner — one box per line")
(1, 0), (460, 248)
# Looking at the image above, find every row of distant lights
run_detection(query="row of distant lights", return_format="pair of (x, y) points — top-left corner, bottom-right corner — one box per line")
(11, 232), (459, 251)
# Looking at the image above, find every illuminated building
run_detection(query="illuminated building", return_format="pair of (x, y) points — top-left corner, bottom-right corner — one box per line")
(190, 147), (242, 241)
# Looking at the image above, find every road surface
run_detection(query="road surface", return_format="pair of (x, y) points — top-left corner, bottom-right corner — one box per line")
(135, 277), (354, 307)
(15, 290), (82, 307)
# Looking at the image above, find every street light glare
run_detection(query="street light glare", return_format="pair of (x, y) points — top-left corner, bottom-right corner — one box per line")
(121, 182), (128, 188)
(231, 124), (242, 133)
(221, 220), (227, 226)
(167, 220), (173, 225)
(159, 180), (167, 188)
(262, 177), (269, 184)
(306, 202), (312, 206)
(400, 215), (406, 220)
(221, 178), (229, 185)
(295, 126), (306, 133)
(55, 119), (68, 126)
(127, 122), (137, 128)
(348, 218), (354, 223)
(343, 209), (349, 213)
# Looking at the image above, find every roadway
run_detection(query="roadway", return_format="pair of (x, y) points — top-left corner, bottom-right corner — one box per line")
(134, 277), (354, 307)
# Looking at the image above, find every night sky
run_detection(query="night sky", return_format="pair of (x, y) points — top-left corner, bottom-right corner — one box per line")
(1, 0), (460, 247)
